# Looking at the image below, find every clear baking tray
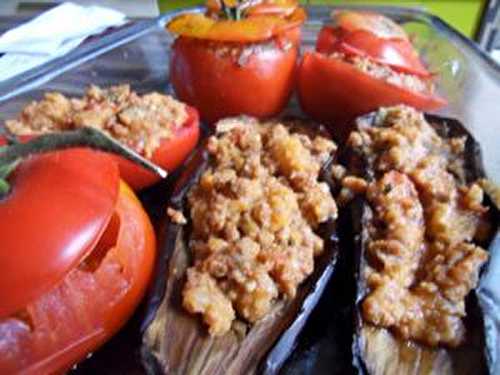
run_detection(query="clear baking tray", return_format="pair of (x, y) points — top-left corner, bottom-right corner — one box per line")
(0, 5), (499, 182)
(0, 5), (499, 374)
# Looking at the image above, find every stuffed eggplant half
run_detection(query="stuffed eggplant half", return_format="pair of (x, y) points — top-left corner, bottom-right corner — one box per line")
(141, 117), (340, 374)
(345, 106), (497, 375)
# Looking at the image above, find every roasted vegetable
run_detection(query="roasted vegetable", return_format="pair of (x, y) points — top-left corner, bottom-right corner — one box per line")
(140, 118), (339, 374)
(0, 128), (160, 374)
(347, 107), (498, 375)
(297, 11), (446, 135)
(167, 1), (306, 124)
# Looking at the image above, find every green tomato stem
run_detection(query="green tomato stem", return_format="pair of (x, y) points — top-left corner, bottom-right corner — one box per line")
(0, 127), (167, 198)
(0, 158), (20, 179)
(220, 0), (243, 21)
(0, 179), (9, 196)
(0, 124), (20, 146)
(0, 158), (20, 196)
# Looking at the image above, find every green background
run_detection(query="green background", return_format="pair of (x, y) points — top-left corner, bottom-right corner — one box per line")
(158, 0), (486, 38)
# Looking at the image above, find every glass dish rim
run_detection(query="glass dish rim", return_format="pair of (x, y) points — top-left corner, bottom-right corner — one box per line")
(0, 4), (497, 104)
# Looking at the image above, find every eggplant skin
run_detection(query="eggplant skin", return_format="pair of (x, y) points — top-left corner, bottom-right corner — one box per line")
(349, 111), (497, 375)
(140, 121), (339, 375)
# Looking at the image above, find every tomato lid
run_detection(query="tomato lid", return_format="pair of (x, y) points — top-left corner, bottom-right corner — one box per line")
(206, 0), (299, 17)
(0, 149), (120, 318)
(321, 11), (432, 77)
(333, 10), (409, 41)
(167, 0), (306, 42)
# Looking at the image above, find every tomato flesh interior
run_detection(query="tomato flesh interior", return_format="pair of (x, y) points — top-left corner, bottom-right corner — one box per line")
(0, 181), (155, 375)
(0, 149), (120, 319)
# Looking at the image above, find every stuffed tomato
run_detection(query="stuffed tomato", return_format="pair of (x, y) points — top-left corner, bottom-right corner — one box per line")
(5, 85), (199, 190)
(298, 11), (446, 132)
(167, 0), (306, 124)
(0, 149), (155, 374)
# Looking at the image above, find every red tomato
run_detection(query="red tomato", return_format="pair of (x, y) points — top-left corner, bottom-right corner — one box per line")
(2, 106), (199, 191)
(170, 34), (299, 124)
(168, 0), (305, 123)
(206, 0), (300, 18)
(0, 149), (120, 319)
(0, 180), (155, 374)
(297, 52), (447, 137)
(117, 106), (200, 190)
(316, 26), (430, 77)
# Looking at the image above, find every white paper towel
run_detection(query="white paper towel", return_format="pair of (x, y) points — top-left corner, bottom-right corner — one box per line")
(0, 2), (126, 81)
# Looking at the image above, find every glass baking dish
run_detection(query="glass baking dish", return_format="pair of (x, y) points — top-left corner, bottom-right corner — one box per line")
(0, 6), (500, 183)
(0, 5), (498, 374)
(0, 5), (499, 182)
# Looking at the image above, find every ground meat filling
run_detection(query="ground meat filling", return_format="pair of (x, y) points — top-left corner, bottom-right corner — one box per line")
(182, 118), (338, 336)
(213, 39), (293, 67)
(5, 85), (188, 157)
(330, 52), (435, 95)
(351, 106), (489, 347)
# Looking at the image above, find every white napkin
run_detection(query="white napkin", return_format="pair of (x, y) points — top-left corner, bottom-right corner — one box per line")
(0, 2), (126, 82)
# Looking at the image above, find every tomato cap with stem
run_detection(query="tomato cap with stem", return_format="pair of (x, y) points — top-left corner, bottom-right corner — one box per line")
(0, 127), (165, 318)
(167, 0), (306, 42)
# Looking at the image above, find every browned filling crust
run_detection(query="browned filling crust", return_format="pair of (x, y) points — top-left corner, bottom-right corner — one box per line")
(5, 85), (188, 157)
(348, 106), (489, 347)
(331, 52), (435, 95)
(181, 118), (338, 336)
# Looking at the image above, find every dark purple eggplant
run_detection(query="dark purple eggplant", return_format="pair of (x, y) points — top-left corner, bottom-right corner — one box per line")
(348, 108), (499, 375)
(140, 119), (339, 375)
(477, 229), (500, 375)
